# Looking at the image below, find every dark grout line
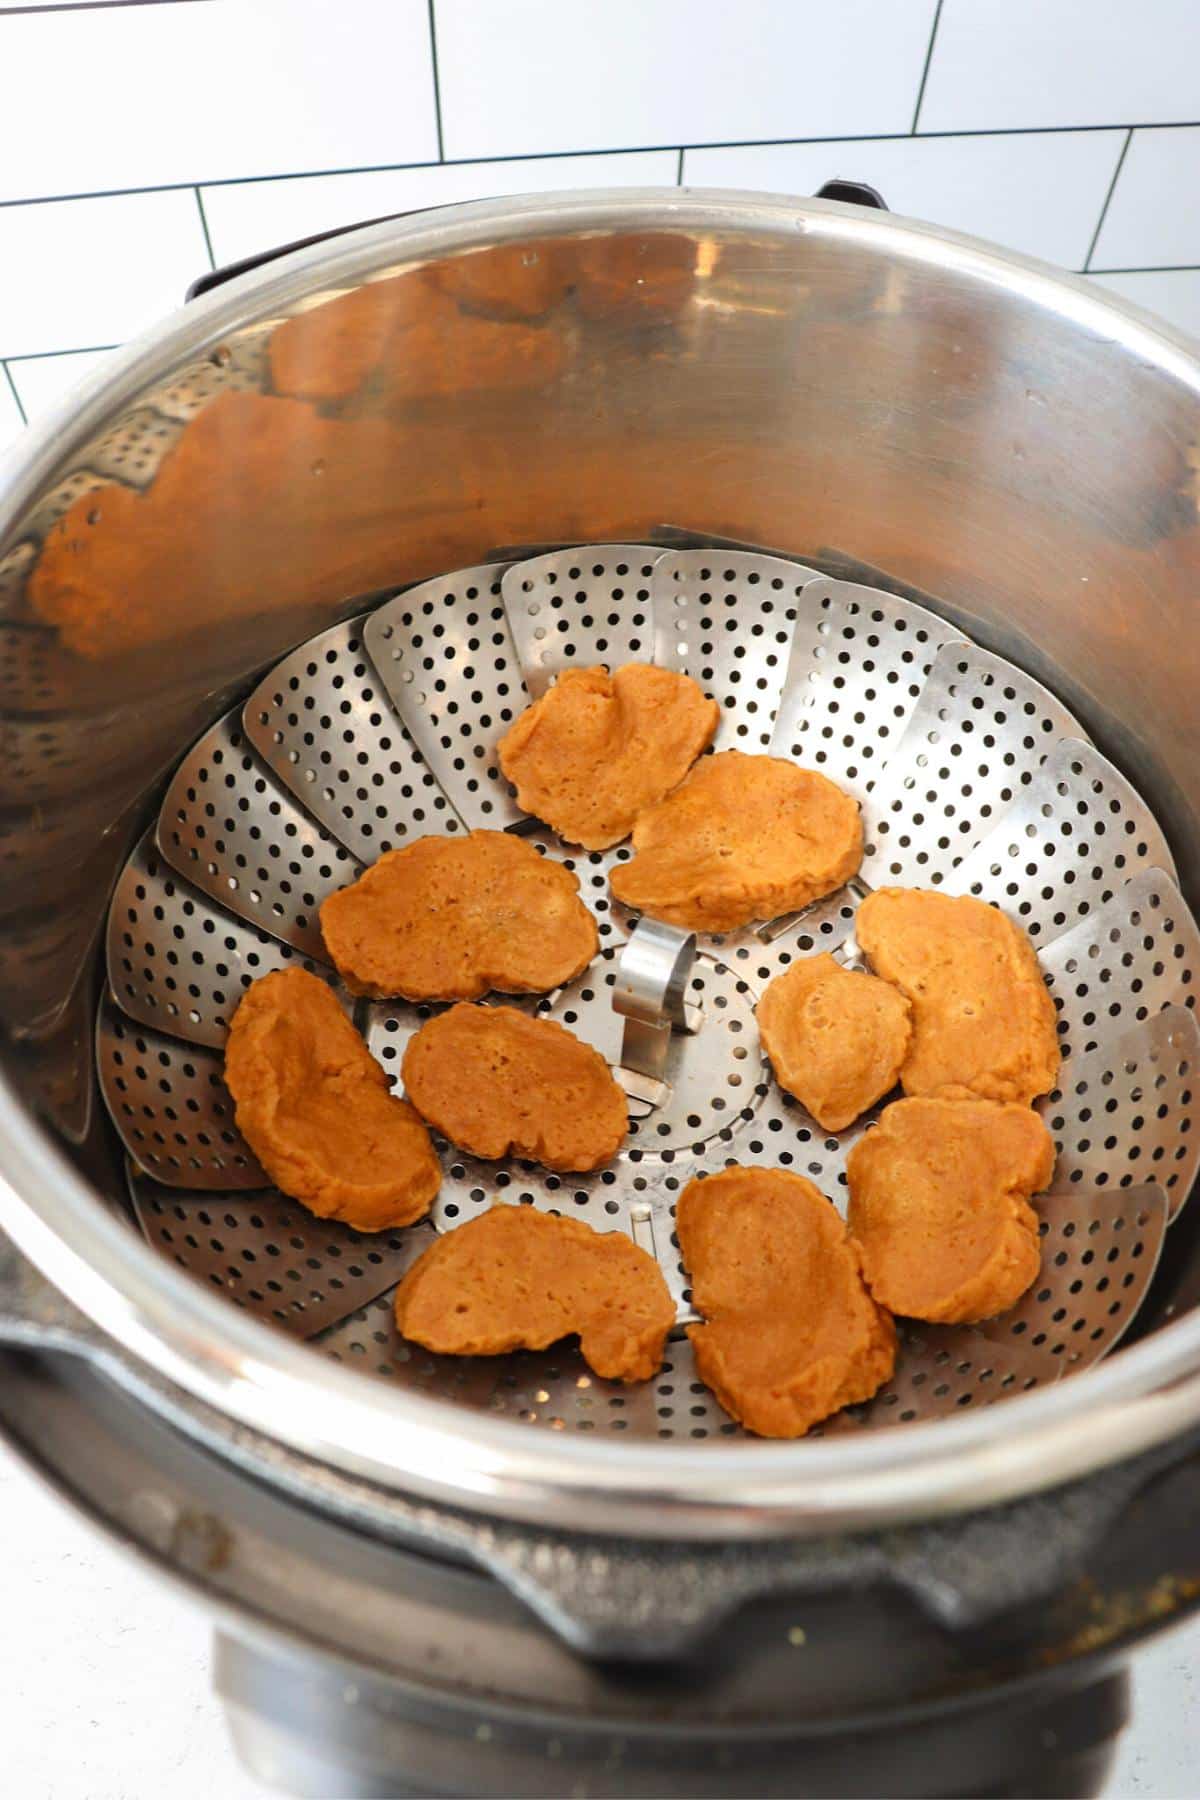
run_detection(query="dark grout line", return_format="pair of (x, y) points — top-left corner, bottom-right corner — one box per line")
(1088, 263), (1200, 276)
(676, 147), (685, 185)
(906, 120), (1173, 144)
(0, 1), (211, 13)
(2, 361), (27, 426)
(1084, 128), (1133, 271)
(193, 184), (216, 269)
(3, 121), (1196, 213)
(425, 0), (445, 161)
(3, 344), (118, 365)
(910, 0), (944, 134)
(903, 119), (1191, 144)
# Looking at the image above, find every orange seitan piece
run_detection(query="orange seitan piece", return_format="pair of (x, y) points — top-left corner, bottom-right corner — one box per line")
(224, 968), (439, 1231)
(393, 1204), (674, 1382)
(610, 750), (863, 933)
(757, 952), (913, 1132)
(846, 1098), (1054, 1324)
(496, 663), (719, 850)
(320, 830), (597, 1002)
(855, 888), (1060, 1106)
(402, 1003), (628, 1172)
(676, 1167), (896, 1439)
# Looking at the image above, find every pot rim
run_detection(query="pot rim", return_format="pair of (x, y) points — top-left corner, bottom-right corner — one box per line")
(3, 187), (1200, 1539)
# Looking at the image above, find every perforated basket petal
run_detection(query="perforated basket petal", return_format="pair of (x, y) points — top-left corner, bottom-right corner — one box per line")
(128, 1168), (428, 1337)
(107, 826), (334, 1048)
(946, 737), (1176, 946)
(363, 563), (526, 831)
(97, 997), (265, 1190)
(242, 612), (463, 863)
(859, 639), (1086, 890)
(651, 550), (821, 750)
(156, 707), (359, 961)
(763, 574), (967, 801)
(1039, 1005), (1200, 1221)
(503, 545), (662, 697)
(1041, 867), (1200, 1064)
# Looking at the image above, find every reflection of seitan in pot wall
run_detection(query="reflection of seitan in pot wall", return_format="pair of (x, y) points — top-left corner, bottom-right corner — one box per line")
(18, 222), (1200, 839)
(26, 261), (578, 662)
(29, 390), (472, 658)
(268, 268), (566, 408)
(22, 239), (708, 664)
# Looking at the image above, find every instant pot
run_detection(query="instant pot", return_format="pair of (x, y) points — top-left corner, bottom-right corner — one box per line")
(2, 187), (1200, 1798)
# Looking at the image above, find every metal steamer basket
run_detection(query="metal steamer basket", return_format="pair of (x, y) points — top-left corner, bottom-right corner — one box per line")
(97, 549), (1193, 1434)
(3, 190), (1200, 1797)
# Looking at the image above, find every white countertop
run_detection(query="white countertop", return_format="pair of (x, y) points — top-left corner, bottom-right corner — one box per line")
(1, 1437), (1196, 1799)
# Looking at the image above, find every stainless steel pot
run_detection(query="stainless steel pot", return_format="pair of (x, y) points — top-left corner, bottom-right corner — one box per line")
(2, 191), (1200, 1787)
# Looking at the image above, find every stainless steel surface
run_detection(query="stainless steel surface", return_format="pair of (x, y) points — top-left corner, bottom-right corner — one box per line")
(1042, 1008), (1200, 1217)
(946, 737), (1177, 941)
(654, 550), (819, 751)
(652, 550), (821, 753)
(769, 577), (969, 789)
(129, 1165), (424, 1338)
(96, 998), (265, 1188)
(538, 942), (750, 1158)
(242, 612), (461, 864)
(157, 709), (356, 961)
(611, 916), (699, 1102)
(93, 552), (1197, 1438)
(503, 546), (662, 698)
(0, 691), (177, 807)
(364, 563), (523, 831)
(1040, 867), (1200, 1063)
(106, 826), (332, 1047)
(858, 639), (1086, 890)
(1, 190), (1200, 1529)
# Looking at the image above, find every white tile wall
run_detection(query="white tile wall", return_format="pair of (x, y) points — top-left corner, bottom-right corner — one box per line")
(685, 131), (1126, 270)
(434, 0), (939, 159)
(200, 150), (678, 270)
(0, 189), (208, 359)
(1, 0), (1198, 443)
(7, 349), (117, 425)
(0, 368), (22, 453)
(0, 0), (438, 204)
(1091, 127), (1200, 271)
(1090, 269), (1200, 340)
(920, 0), (1200, 133)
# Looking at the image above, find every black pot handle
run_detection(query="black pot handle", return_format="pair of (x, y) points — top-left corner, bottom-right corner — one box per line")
(3, 1225), (1196, 1661)
(474, 1438), (1200, 1658)
(186, 205), (449, 301)
(189, 182), (890, 301)
(815, 178), (889, 210)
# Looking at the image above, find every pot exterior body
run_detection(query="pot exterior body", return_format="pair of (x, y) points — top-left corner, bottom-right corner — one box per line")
(2, 1330), (1184, 1800)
